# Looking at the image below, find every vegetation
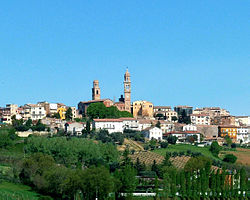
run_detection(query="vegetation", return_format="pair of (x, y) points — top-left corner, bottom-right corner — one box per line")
(65, 107), (73, 121)
(223, 154), (237, 163)
(210, 141), (221, 157)
(87, 102), (133, 119)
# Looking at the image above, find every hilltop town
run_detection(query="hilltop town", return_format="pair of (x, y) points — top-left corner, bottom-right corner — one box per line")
(0, 69), (249, 145)
(0, 70), (249, 199)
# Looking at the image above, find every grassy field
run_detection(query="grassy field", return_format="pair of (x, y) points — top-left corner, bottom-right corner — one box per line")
(0, 181), (46, 200)
(220, 148), (250, 166)
(153, 144), (219, 160)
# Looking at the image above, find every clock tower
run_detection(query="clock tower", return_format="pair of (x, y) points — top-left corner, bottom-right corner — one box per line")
(124, 69), (131, 112)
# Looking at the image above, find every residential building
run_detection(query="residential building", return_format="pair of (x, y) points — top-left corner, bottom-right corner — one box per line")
(132, 101), (154, 119)
(183, 124), (197, 131)
(174, 105), (193, 117)
(142, 127), (162, 140)
(23, 104), (46, 121)
(93, 119), (124, 133)
(6, 104), (18, 116)
(57, 107), (66, 120)
(237, 126), (249, 144)
(190, 114), (210, 125)
(153, 106), (178, 121)
(219, 125), (238, 139)
(0, 107), (11, 124)
(70, 106), (77, 119)
(65, 122), (86, 135)
(193, 107), (230, 119)
(120, 117), (139, 130)
(235, 116), (250, 126)
(164, 131), (201, 143)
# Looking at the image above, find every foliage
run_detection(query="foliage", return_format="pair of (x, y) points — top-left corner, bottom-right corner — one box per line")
(156, 121), (161, 128)
(223, 154), (237, 163)
(65, 107), (73, 121)
(210, 141), (221, 157)
(31, 120), (46, 132)
(166, 135), (178, 144)
(87, 102), (133, 119)
(184, 156), (212, 172)
(224, 135), (232, 146)
(24, 137), (119, 167)
(160, 141), (168, 148)
(124, 129), (145, 142)
(186, 135), (198, 143)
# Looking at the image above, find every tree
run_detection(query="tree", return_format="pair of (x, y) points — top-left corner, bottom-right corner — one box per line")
(156, 120), (161, 128)
(171, 116), (178, 122)
(184, 156), (212, 172)
(224, 135), (232, 146)
(80, 166), (114, 200)
(52, 112), (61, 119)
(223, 154), (237, 163)
(210, 141), (221, 157)
(155, 113), (164, 120)
(0, 130), (13, 148)
(65, 107), (73, 121)
(166, 135), (177, 144)
(114, 165), (137, 194)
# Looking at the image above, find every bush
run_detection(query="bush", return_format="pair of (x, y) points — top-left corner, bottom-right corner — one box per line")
(160, 141), (168, 148)
(231, 143), (237, 148)
(210, 141), (221, 157)
(223, 154), (237, 163)
(172, 152), (178, 157)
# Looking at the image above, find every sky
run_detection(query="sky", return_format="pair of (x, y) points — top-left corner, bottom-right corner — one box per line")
(0, 0), (249, 116)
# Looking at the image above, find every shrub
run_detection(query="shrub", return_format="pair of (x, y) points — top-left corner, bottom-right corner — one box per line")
(160, 141), (168, 148)
(231, 143), (237, 148)
(223, 154), (237, 163)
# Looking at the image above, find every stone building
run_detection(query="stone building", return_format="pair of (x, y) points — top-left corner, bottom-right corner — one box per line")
(132, 100), (154, 119)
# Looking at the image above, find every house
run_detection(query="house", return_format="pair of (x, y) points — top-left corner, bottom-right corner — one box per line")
(65, 122), (86, 135)
(24, 104), (46, 121)
(164, 131), (201, 143)
(190, 114), (210, 125)
(183, 124), (197, 131)
(120, 118), (139, 130)
(142, 127), (162, 140)
(93, 119), (124, 133)
(237, 126), (249, 144)
(219, 125), (238, 139)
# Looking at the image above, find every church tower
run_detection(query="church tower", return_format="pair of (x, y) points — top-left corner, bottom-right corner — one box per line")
(92, 80), (101, 100)
(124, 69), (131, 112)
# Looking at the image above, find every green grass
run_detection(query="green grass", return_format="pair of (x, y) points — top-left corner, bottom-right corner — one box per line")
(0, 181), (45, 200)
(153, 144), (219, 160)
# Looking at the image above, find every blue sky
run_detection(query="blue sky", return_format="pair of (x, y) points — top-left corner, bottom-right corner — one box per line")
(0, 0), (249, 115)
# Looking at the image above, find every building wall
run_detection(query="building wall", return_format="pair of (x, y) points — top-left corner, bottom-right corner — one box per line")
(219, 126), (237, 139)
(132, 101), (154, 119)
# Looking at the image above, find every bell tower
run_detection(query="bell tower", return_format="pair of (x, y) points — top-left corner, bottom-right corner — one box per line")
(124, 69), (131, 112)
(92, 80), (101, 100)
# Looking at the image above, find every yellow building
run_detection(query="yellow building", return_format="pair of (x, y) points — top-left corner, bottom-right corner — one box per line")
(132, 101), (154, 119)
(219, 125), (237, 139)
(57, 107), (66, 120)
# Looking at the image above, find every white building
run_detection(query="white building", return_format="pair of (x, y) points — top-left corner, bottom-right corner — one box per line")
(93, 119), (124, 133)
(65, 122), (86, 135)
(190, 114), (210, 125)
(142, 127), (162, 140)
(120, 118), (139, 130)
(183, 124), (197, 131)
(235, 116), (250, 126)
(24, 104), (46, 120)
(237, 126), (249, 144)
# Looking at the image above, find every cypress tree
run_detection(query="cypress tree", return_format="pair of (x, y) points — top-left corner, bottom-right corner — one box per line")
(186, 172), (191, 198)
(171, 170), (177, 198)
(210, 171), (216, 198)
(180, 171), (186, 198)
(240, 168), (246, 198)
(216, 169), (221, 197)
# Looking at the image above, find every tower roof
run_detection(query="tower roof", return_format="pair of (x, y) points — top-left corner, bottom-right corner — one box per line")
(125, 68), (130, 77)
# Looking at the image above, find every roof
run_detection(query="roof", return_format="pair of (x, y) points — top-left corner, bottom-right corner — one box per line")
(219, 125), (238, 128)
(143, 126), (161, 131)
(119, 117), (136, 121)
(164, 131), (200, 136)
(93, 118), (123, 122)
(79, 99), (113, 104)
(190, 114), (210, 117)
(154, 106), (171, 109)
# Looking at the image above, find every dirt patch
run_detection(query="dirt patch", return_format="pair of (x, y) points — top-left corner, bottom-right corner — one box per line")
(220, 148), (250, 166)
